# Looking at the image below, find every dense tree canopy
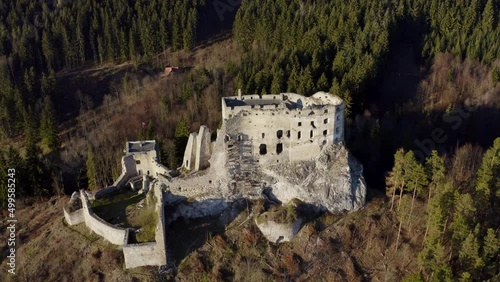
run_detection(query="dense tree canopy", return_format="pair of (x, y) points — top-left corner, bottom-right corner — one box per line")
(232, 0), (499, 115)
(387, 140), (500, 281)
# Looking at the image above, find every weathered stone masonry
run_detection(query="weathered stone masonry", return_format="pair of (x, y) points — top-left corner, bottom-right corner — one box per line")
(63, 91), (365, 269)
(222, 91), (345, 164)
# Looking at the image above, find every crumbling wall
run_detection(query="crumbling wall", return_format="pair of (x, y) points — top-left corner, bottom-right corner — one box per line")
(123, 242), (159, 268)
(183, 126), (212, 172)
(63, 207), (84, 225)
(113, 154), (137, 186)
(255, 218), (303, 243)
(183, 133), (197, 170)
(80, 190), (128, 245)
(133, 153), (170, 177)
(123, 182), (167, 268)
(195, 125), (212, 171)
(224, 106), (341, 164)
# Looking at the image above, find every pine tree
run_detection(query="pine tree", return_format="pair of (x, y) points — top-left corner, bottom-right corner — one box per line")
(405, 151), (428, 228)
(128, 27), (137, 68)
(482, 228), (499, 276)
(76, 25), (86, 64)
(317, 72), (328, 92)
(40, 96), (59, 151)
(481, 0), (495, 32)
(23, 67), (35, 94)
(24, 137), (46, 197)
(451, 193), (476, 248)
(386, 148), (406, 211)
(97, 36), (105, 64)
(341, 89), (353, 117)
(41, 31), (55, 71)
(287, 64), (300, 92)
(270, 68), (285, 94)
(460, 231), (484, 271)
(475, 138), (500, 218)
(298, 66), (314, 95)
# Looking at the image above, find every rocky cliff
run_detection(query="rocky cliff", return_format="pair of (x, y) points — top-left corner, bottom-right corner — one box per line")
(261, 143), (366, 213)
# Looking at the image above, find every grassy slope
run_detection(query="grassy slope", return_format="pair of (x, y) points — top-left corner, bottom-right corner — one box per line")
(176, 192), (425, 281)
(0, 190), (426, 281)
(0, 197), (157, 281)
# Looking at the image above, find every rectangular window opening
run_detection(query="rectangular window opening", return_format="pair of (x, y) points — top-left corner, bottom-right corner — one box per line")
(259, 144), (267, 155)
(276, 143), (283, 155)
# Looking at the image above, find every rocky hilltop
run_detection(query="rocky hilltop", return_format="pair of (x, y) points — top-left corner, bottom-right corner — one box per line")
(262, 143), (366, 213)
(166, 141), (366, 220)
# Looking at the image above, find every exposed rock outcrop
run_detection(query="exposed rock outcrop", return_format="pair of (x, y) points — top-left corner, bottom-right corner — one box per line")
(255, 217), (303, 243)
(262, 143), (366, 213)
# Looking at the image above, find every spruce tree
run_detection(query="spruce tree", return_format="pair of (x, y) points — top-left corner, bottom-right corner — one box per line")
(40, 96), (59, 151)
(386, 148), (406, 211)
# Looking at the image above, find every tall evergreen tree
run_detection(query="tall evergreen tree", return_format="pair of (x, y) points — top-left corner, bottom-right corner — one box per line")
(40, 96), (59, 151)
(386, 148), (406, 211)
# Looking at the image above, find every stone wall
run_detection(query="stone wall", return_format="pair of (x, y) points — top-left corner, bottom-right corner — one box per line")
(63, 207), (84, 225)
(224, 108), (341, 164)
(122, 183), (167, 268)
(183, 126), (212, 172)
(220, 92), (345, 165)
(80, 190), (129, 245)
(133, 153), (170, 177)
(123, 242), (159, 268)
(65, 186), (167, 268)
(183, 133), (197, 170)
(255, 218), (303, 243)
(195, 125), (212, 171)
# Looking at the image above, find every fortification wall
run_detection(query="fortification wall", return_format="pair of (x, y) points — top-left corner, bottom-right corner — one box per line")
(63, 207), (84, 225)
(80, 190), (128, 245)
(153, 183), (167, 255)
(133, 153), (170, 177)
(122, 182), (167, 268)
(224, 105), (343, 164)
(123, 242), (159, 268)
(93, 155), (138, 198)
(94, 185), (123, 199)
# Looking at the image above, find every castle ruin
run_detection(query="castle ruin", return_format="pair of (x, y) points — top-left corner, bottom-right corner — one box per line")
(221, 90), (345, 164)
(63, 91), (366, 269)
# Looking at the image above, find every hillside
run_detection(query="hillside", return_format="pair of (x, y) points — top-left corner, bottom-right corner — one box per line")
(0, 0), (498, 280)
(0, 190), (420, 281)
(0, 197), (158, 281)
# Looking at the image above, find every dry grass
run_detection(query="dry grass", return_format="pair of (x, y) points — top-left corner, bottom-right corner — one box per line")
(127, 206), (157, 243)
(0, 197), (158, 281)
(176, 195), (426, 281)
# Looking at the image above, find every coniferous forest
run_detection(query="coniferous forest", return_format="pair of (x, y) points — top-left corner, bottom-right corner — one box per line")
(0, 0), (498, 280)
